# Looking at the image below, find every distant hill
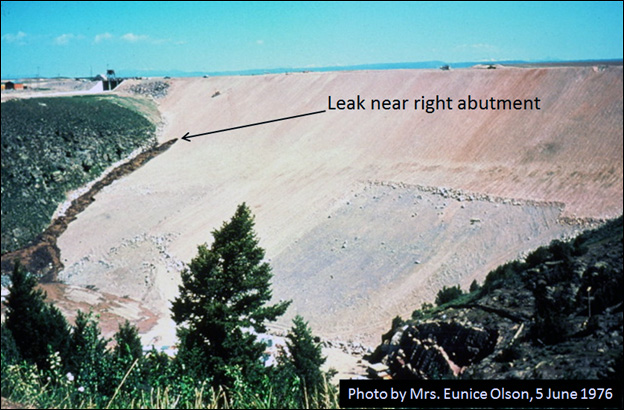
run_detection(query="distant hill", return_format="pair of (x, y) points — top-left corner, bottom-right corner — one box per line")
(6, 59), (621, 80)
(116, 59), (623, 78)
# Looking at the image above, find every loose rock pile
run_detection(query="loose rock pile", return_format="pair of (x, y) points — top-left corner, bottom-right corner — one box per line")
(322, 339), (372, 356)
(369, 180), (566, 210)
(128, 81), (170, 99)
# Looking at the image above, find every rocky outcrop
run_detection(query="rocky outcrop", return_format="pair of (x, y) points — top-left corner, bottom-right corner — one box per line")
(368, 217), (623, 381)
(371, 321), (497, 379)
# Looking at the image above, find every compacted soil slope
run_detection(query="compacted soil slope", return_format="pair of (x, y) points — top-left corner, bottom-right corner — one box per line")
(55, 65), (622, 345)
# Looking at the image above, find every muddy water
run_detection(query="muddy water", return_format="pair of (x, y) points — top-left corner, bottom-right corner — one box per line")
(1, 138), (178, 280)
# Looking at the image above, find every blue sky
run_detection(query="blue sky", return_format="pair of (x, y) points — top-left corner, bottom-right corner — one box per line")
(1, 1), (622, 78)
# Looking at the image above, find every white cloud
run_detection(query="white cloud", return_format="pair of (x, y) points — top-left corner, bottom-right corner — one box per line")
(121, 32), (149, 43)
(92, 32), (180, 45)
(256, 39), (264, 45)
(1, 31), (27, 44)
(54, 33), (77, 45)
(95, 32), (113, 43)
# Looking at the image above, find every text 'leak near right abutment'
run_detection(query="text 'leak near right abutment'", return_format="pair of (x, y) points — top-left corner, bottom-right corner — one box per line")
(328, 94), (541, 113)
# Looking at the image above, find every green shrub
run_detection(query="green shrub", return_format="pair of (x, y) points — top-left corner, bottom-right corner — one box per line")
(109, 321), (144, 397)
(469, 279), (481, 293)
(1, 323), (20, 367)
(66, 311), (111, 396)
(4, 263), (71, 370)
(282, 315), (328, 401)
(481, 260), (524, 293)
(435, 285), (463, 306)
(525, 245), (552, 267)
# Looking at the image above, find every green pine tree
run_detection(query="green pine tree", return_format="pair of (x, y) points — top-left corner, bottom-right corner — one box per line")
(4, 262), (70, 370)
(67, 310), (111, 395)
(113, 320), (143, 363)
(111, 320), (144, 394)
(171, 203), (291, 387)
(285, 315), (327, 397)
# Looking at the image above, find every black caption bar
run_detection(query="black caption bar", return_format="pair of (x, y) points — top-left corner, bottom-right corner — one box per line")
(340, 380), (623, 409)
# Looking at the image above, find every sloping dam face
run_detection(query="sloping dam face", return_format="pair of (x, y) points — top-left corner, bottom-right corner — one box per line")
(56, 66), (622, 344)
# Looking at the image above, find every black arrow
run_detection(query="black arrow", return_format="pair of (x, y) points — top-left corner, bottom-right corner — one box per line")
(181, 109), (326, 142)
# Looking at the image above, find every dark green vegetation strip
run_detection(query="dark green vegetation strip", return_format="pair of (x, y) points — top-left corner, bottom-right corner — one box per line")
(1, 95), (157, 254)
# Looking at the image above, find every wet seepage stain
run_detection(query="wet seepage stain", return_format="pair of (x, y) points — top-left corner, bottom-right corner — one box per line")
(1, 138), (179, 281)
